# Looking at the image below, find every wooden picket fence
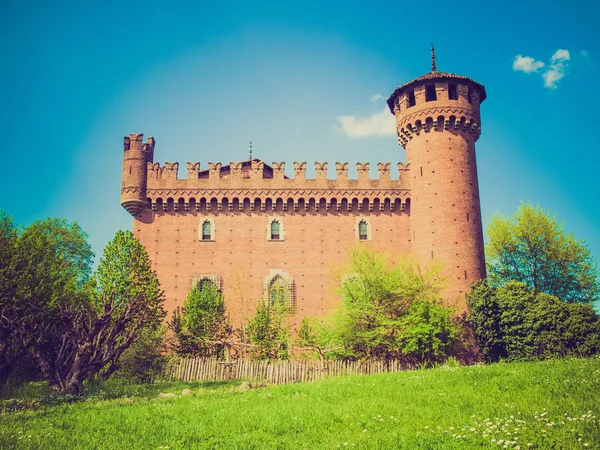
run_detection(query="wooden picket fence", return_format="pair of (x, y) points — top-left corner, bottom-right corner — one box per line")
(168, 358), (416, 384)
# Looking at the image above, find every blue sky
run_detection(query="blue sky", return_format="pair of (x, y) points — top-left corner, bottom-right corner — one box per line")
(1, 0), (598, 267)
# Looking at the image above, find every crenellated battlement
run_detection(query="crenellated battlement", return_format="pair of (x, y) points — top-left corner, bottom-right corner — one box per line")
(145, 160), (410, 186)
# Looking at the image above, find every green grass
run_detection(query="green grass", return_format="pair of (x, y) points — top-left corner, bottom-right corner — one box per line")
(1, 357), (599, 449)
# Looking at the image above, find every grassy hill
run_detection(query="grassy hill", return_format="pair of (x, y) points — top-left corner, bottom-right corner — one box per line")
(1, 357), (599, 449)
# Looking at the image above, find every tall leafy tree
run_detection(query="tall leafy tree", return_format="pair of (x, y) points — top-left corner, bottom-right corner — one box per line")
(486, 203), (599, 303)
(334, 248), (458, 363)
(8, 223), (164, 394)
(246, 299), (290, 360)
(170, 282), (232, 358)
(9, 218), (93, 391)
(0, 211), (19, 382)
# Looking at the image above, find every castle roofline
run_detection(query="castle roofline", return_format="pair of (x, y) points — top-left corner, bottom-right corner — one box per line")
(386, 71), (487, 113)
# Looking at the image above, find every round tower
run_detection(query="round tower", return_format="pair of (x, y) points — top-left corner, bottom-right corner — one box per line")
(121, 133), (154, 216)
(387, 50), (486, 305)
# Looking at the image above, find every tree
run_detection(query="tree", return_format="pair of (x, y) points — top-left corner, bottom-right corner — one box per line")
(8, 218), (94, 391)
(295, 317), (340, 363)
(467, 280), (600, 363)
(0, 211), (20, 382)
(245, 299), (290, 360)
(9, 224), (164, 394)
(169, 281), (233, 358)
(334, 248), (458, 363)
(486, 203), (599, 304)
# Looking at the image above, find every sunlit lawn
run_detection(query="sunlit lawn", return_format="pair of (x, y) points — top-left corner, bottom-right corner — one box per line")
(1, 357), (599, 449)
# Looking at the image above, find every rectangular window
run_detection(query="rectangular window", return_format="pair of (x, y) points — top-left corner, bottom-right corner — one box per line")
(407, 90), (416, 107)
(448, 83), (458, 100)
(425, 85), (437, 102)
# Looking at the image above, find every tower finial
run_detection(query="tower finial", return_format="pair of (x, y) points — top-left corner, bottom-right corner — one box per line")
(248, 141), (252, 160)
(431, 43), (437, 72)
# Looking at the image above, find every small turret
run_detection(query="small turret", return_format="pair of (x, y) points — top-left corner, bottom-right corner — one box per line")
(121, 133), (155, 216)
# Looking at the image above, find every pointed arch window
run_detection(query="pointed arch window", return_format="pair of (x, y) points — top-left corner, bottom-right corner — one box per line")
(267, 216), (284, 241)
(269, 275), (287, 305)
(359, 221), (368, 240)
(263, 270), (295, 311)
(202, 221), (211, 240)
(198, 217), (215, 241)
(271, 220), (280, 240)
(356, 217), (371, 241)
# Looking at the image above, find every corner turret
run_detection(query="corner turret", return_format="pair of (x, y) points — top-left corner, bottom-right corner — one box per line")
(388, 53), (487, 304)
(121, 133), (155, 216)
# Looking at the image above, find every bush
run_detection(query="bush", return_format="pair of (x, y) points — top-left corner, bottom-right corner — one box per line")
(114, 326), (168, 383)
(467, 280), (600, 362)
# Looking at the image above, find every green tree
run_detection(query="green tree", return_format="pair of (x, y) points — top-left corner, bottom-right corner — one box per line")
(467, 280), (600, 362)
(8, 224), (164, 394)
(486, 203), (599, 304)
(0, 211), (20, 382)
(246, 299), (290, 360)
(296, 317), (340, 363)
(8, 218), (93, 392)
(334, 248), (458, 363)
(169, 282), (232, 358)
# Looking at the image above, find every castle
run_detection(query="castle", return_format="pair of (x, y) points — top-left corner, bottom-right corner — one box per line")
(120, 55), (486, 326)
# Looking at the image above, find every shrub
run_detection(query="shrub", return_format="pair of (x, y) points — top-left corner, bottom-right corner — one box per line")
(467, 280), (600, 362)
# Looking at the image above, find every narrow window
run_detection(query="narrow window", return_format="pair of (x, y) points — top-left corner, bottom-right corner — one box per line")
(202, 220), (211, 240)
(420, 167), (423, 177)
(466, 213), (470, 222)
(425, 84), (437, 102)
(448, 83), (458, 100)
(407, 90), (416, 107)
(464, 270), (468, 280)
(129, 166), (132, 174)
(359, 221), (368, 240)
(270, 220), (280, 240)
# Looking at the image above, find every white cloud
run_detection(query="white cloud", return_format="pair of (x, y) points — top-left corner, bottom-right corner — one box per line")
(543, 49), (570, 89)
(371, 93), (384, 102)
(513, 49), (572, 89)
(513, 55), (545, 73)
(551, 49), (570, 62)
(336, 107), (396, 138)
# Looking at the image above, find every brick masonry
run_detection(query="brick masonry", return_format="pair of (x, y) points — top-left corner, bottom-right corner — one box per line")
(121, 68), (487, 325)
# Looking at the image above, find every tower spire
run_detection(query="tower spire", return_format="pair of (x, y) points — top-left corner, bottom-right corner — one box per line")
(248, 141), (252, 160)
(431, 43), (437, 72)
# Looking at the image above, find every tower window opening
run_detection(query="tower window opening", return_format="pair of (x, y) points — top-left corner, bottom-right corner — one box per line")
(425, 84), (437, 102)
(129, 166), (132, 174)
(407, 90), (416, 107)
(448, 83), (458, 100)
(467, 213), (470, 222)
(202, 220), (212, 240)
(270, 220), (280, 240)
(467, 87), (473, 104)
(420, 166), (423, 177)
(359, 221), (368, 240)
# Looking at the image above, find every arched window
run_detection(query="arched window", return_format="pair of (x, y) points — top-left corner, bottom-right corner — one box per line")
(267, 216), (284, 241)
(359, 221), (368, 240)
(199, 217), (215, 241)
(269, 275), (287, 305)
(202, 221), (211, 240)
(263, 270), (295, 310)
(271, 220), (280, 240)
